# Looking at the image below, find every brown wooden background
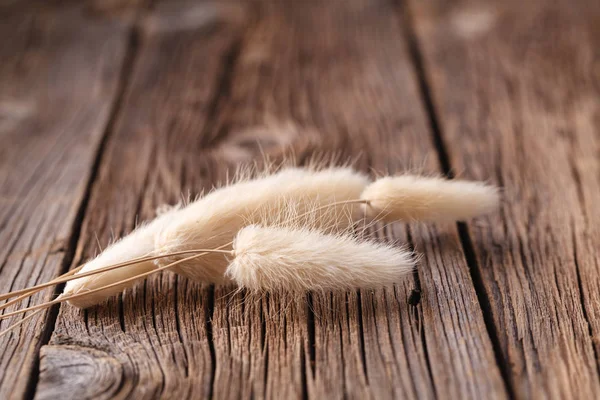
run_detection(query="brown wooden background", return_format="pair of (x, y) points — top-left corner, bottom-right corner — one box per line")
(1, 0), (599, 398)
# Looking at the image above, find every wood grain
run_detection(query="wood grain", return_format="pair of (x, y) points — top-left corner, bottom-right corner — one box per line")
(410, 0), (600, 397)
(4, 0), (579, 398)
(205, 0), (507, 398)
(36, 1), (249, 399)
(0, 4), (131, 399)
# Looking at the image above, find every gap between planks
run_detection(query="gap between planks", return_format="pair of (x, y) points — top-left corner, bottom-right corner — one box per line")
(397, 0), (516, 398)
(21, 5), (148, 400)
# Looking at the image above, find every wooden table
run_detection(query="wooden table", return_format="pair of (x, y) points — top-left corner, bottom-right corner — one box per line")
(1, 0), (599, 398)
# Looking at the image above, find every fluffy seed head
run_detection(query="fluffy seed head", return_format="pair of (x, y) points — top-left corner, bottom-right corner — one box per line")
(361, 175), (499, 222)
(154, 166), (370, 283)
(62, 206), (180, 308)
(226, 225), (415, 292)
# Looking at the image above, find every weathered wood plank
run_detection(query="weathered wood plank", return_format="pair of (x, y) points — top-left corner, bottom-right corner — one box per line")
(209, 0), (507, 398)
(0, 5), (132, 399)
(36, 1), (248, 399)
(32, 0), (511, 398)
(410, 0), (600, 397)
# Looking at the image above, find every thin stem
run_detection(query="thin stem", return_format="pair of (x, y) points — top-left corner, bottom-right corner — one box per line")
(0, 309), (44, 338)
(0, 265), (85, 311)
(0, 246), (233, 304)
(0, 249), (233, 320)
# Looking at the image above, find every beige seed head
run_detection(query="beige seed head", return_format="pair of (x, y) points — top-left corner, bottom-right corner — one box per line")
(153, 166), (370, 283)
(57, 168), (499, 309)
(226, 225), (415, 292)
(361, 175), (499, 223)
(63, 206), (180, 308)
(59, 166), (368, 308)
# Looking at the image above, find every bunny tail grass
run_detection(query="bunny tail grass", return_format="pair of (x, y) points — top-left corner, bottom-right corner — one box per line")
(154, 166), (370, 283)
(62, 206), (182, 310)
(0, 249), (232, 314)
(61, 248), (232, 309)
(0, 265), (84, 310)
(361, 175), (500, 223)
(226, 225), (415, 292)
(0, 248), (235, 311)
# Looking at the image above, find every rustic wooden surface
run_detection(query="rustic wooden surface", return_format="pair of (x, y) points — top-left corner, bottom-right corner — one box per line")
(0, 3), (132, 399)
(0, 0), (598, 399)
(410, 0), (600, 397)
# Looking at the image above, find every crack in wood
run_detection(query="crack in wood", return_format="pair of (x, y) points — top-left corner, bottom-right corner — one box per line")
(23, 8), (146, 399)
(206, 284), (217, 400)
(173, 275), (189, 377)
(261, 293), (269, 396)
(404, 226), (436, 399)
(117, 293), (126, 333)
(302, 292), (316, 399)
(355, 290), (370, 385)
(457, 223), (516, 400)
(398, 0), (515, 398)
(572, 218), (600, 375)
